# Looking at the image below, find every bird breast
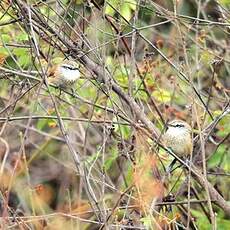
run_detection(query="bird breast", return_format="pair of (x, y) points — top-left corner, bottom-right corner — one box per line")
(60, 66), (80, 82)
(163, 129), (192, 157)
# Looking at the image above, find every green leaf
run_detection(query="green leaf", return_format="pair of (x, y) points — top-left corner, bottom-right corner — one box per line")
(18, 53), (30, 67)
(105, 0), (137, 21)
(124, 164), (133, 185)
(121, 3), (132, 21)
(1, 34), (11, 43)
(217, 217), (230, 230)
(9, 47), (31, 67)
(141, 215), (153, 229)
(36, 119), (49, 131)
(191, 210), (211, 230)
(136, 89), (148, 101)
(16, 33), (29, 42)
(152, 88), (171, 103)
(105, 0), (115, 16)
(200, 50), (214, 66)
(0, 48), (9, 56)
(219, 0), (230, 8)
(104, 146), (118, 171)
(208, 144), (226, 168)
(114, 123), (131, 139)
(192, 209), (230, 230)
(0, 12), (11, 24)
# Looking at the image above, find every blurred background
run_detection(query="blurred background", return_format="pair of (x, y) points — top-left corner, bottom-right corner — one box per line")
(0, 0), (229, 229)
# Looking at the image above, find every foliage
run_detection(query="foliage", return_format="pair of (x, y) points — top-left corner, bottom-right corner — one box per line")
(0, 0), (229, 229)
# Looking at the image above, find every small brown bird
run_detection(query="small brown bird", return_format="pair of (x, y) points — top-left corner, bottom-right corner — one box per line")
(47, 60), (81, 87)
(163, 120), (193, 172)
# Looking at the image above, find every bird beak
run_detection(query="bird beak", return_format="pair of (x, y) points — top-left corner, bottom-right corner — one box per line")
(167, 124), (176, 128)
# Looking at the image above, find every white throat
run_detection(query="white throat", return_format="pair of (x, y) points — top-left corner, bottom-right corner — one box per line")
(60, 66), (80, 81)
(166, 127), (189, 137)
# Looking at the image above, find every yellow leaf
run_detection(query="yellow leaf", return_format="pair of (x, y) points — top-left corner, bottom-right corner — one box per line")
(152, 89), (171, 103)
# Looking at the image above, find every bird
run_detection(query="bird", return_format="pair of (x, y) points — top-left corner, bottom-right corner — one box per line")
(47, 60), (81, 88)
(162, 120), (193, 173)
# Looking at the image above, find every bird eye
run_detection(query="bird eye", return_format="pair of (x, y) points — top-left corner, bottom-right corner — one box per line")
(62, 65), (78, 70)
(175, 124), (184, 128)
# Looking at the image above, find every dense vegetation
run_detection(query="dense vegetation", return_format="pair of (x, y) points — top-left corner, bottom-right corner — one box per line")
(0, 0), (229, 229)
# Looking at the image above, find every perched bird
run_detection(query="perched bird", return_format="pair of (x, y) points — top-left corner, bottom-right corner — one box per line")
(47, 60), (81, 88)
(162, 120), (193, 172)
